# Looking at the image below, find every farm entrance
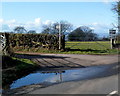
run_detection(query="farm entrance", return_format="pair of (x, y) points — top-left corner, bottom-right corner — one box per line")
(65, 41), (112, 54)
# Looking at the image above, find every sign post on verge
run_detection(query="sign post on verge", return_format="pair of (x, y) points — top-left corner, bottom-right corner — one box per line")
(109, 29), (116, 49)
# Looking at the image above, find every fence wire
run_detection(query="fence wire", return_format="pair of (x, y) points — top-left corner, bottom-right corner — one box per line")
(65, 41), (111, 51)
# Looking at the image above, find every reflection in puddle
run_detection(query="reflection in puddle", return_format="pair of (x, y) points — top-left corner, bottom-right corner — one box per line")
(10, 64), (117, 89)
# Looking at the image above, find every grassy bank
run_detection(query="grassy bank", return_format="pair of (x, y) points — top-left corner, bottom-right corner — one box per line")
(2, 55), (39, 89)
(13, 41), (119, 55)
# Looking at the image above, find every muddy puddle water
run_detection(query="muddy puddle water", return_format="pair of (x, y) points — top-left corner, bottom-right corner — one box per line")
(10, 64), (117, 89)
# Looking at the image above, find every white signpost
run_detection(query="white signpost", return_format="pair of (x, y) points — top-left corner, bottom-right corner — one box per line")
(109, 29), (116, 49)
(56, 23), (62, 50)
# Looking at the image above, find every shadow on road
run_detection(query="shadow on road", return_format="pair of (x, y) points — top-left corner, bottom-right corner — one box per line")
(15, 53), (69, 59)
(14, 53), (85, 69)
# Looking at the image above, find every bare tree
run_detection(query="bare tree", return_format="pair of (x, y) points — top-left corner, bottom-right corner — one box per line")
(41, 20), (73, 35)
(14, 26), (27, 33)
(112, 1), (120, 33)
(42, 24), (52, 34)
(112, 1), (120, 15)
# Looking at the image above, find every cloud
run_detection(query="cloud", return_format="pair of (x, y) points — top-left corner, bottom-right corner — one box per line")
(92, 22), (98, 26)
(102, 0), (117, 4)
(88, 22), (113, 37)
(92, 23), (112, 30)
(89, 27), (95, 30)
(7, 19), (16, 24)
(44, 20), (54, 25)
(102, 0), (109, 4)
(0, 18), (55, 32)
(34, 18), (42, 25)
(0, 18), (113, 37)
(0, 19), (3, 23)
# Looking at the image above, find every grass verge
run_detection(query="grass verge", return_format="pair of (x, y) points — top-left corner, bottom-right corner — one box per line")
(2, 55), (39, 89)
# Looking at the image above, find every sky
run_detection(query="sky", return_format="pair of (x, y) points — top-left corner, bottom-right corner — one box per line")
(0, 2), (118, 37)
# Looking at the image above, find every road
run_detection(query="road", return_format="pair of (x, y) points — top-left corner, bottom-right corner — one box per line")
(16, 53), (119, 67)
(4, 54), (119, 95)
(26, 60), (119, 94)
(28, 75), (118, 94)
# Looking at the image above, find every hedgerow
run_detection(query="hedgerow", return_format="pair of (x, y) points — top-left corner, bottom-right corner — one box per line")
(0, 33), (65, 52)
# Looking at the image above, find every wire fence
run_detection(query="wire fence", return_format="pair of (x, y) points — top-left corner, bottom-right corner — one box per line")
(65, 41), (111, 50)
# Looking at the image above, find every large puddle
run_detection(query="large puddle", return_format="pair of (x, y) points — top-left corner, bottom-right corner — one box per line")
(10, 64), (117, 89)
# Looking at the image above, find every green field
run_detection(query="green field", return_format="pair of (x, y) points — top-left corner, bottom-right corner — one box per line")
(65, 41), (110, 50)
(64, 41), (118, 54)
